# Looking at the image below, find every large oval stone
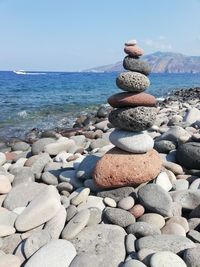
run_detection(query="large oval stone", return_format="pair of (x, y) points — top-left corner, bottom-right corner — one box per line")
(138, 184), (173, 217)
(116, 72), (150, 92)
(109, 129), (154, 153)
(123, 56), (151, 75)
(24, 239), (76, 267)
(70, 224), (126, 267)
(93, 148), (162, 188)
(108, 92), (156, 108)
(177, 142), (200, 170)
(108, 107), (157, 131)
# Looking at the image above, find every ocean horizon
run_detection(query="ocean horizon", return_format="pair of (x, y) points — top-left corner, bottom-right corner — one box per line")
(0, 71), (200, 140)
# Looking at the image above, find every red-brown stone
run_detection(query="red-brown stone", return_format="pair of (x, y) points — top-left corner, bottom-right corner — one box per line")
(108, 92), (156, 108)
(93, 147), (162, 188)
(124, 45), (144, 57)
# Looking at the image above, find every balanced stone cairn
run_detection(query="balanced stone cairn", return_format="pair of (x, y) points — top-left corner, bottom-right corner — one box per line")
(93, 39), (162, 188)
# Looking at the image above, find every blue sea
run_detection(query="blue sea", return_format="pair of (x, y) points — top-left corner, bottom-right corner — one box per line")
(0, 71), (200, 140)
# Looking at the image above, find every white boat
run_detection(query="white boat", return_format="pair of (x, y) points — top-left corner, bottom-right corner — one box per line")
(13, 70), (27, 75)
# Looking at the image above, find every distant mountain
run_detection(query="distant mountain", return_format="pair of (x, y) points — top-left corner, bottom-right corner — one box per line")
(85, 52), (200, 73)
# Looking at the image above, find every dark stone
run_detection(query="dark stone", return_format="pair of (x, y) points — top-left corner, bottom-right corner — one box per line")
(154, 140), (176, 154)
(123, 56), (151, 76)
(108, 107), (157, 131)
(177, 142), (200, 170)
(97, 187), (135, 202)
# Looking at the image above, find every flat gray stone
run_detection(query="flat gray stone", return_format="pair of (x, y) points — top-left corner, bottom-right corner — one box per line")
(0, 234), (22, 254)
(104, 207), (135, 228)
(44, 205), (66, 239)
(138, 184), (173, 217)
(62, 209), (90, 240)
(170, 190), (200, 210)
(15, 186), (61, 232)
(97, 187), (135, 202)
(24, 229), (51, 259)
(127, 222), (161, 238)
(12, 167), (34, 187)
(24, 239), (76, 267)
(70, 224), (126, 267)
(3, 182), (47, 210)
(41, 171), (58, 185)
(138, 213), (165, 229)
(31, 138), (55, 155)
(11, 142), (30, 152)
(136, 235), (195, 254)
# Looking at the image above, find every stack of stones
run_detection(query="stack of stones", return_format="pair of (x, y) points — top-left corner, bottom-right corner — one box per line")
(93, 40), (162, 188)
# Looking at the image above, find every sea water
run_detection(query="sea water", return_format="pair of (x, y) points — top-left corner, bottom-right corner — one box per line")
(0, 71), (200, 140)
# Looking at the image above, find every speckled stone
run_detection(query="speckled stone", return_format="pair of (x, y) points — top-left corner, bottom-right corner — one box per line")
(150, 251), (187, 267)
(103, 207), (135, 227)
(123, 56), (151, 75)
(108, 92), (156, 108)
(93, 148), (162, 188)
(116, 72), (150, 93)
(109, 107), (157, 132)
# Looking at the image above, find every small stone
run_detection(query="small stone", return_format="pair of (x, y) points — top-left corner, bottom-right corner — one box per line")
(61, 209), (90, 240)
(44, 139), (75, 156)
(166, 216), (189, 233)
(162, 161), (184, 175)
(126, 234), (136, 254)
(116, 72), (150, 93)
(71, 188), (90, 206)
(183, 107), (200, 125)
(103, 197), (117, 207)
(0, 254), (21, 267)
(138, 184), (173, 217)
(129, 204), (145, 219)
(109, 130), (154, 153)
(0, 225), (15, 237)
(0, 174), (11, 194)
(172, 179), (189, 191)
(87, 207), (102, 226)
(150, 251), (187, 267)
(137, 248), (155, 266)
(15, 186), (61, 232)
(177, 142), (200, 170)
(122, 259), (147, 267)
(125, 39), (137, 46)
(183, 246), (200, 267)
(158, 126), (191, 143)
(154, 140), (176, 154)
(24, 229), (51, 259)
(93, 148), (162, 188)
(59, 170), (83, 188)
(41, 171), (58, 185)
(25, 153), (51, 174)
(77, 195), (105, 212)
(187, 230), (200, 243)
(118, 196), (135, 210)
(11, 142), (30, 152)
(31, 138), (55, 155)
(124, 46), (144, 57)
(138, 213), (165, 229)
(44, 205), (67, 239)
(136, 235), (195, 254)
(127, 222), (161, 238)
(104, 207), (135, 227)
(0, 153), (6, 166)
(161, 222), (186, 236)
(24, 239), (76, 267)
(97, 187), (135, 202)
(3, 182), (46, 210)
(155, 172), (172, 192)
(170, 190), (200, 210)
(109, 107), (157, 132)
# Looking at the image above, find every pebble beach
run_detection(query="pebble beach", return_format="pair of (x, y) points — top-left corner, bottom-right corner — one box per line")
(1, 41), (200, 267)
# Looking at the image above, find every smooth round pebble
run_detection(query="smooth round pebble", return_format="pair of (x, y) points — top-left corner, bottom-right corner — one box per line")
(166, 216), (189, 233)
(122, 259), (147, 267)
(161, 223), (186, 236)
(138, 213), (165, 229)
(118, 196), (135, 210)
(129, 204), (145, 219)
(150, 251), (187, 267)
(103, 197), (117, 207)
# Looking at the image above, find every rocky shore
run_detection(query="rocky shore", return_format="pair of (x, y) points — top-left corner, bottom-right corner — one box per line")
(1, 43), (200, 266)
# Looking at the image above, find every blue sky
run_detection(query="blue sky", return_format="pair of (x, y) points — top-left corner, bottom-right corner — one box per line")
(0, 0), (200, 71)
